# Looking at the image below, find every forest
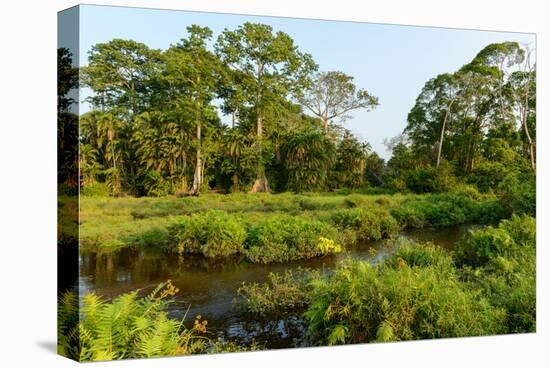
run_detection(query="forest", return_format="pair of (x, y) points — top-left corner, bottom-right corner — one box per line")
(57, 22), (536, 361)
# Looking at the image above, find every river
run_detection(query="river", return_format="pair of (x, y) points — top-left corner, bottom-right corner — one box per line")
(78, 225), (471, 349)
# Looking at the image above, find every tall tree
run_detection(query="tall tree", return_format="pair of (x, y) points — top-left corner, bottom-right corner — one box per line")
(405, 73), (461, 168)
(298, 71), (379, 133)
(81, 39), (161, 120)
(162, 25), (222, 195)
(507, 48), (536, 172)
(215, 22), (317, 192)
(465, 42), (525, 126)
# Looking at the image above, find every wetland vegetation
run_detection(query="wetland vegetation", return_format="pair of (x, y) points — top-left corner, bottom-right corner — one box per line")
(58, 15), (535, 361)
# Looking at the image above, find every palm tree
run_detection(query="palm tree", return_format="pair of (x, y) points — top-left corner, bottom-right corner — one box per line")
(283, 129), (336, 192)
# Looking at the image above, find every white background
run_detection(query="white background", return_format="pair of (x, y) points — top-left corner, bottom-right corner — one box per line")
(0, 0), (547, 365)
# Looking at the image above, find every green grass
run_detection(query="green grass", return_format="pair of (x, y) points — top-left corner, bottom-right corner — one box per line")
(79, 191), (506, 263)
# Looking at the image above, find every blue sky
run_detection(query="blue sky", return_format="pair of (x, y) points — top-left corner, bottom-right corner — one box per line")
(79, 4), (535, 158)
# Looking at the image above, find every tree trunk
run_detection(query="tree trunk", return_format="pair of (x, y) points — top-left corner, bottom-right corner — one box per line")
(521, 86), (536, 173)
(251, 112), (271, 193)
(523, 118), (536, 173)
(437, 99), (454, 168)
(189, 123), (202, 196)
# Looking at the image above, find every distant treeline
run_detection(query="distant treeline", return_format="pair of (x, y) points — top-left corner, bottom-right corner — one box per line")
(57, 23), (535, 198)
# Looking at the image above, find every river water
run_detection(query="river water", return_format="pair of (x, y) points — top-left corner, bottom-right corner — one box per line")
(78, 225), (471, 348)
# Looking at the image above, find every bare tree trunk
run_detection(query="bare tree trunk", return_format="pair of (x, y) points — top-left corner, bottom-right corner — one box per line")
(251, 113), (270, 192)
(232, 110), (237, 129)
(323, 118), (329, 133)
(437, 99), (455, 168)
(522, 112), (536, 173)
(190, 123), (202, 196)
(250, 61), (270, 193)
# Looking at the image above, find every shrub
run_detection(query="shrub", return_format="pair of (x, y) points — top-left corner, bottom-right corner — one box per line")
(450, 183), (484, 201)
(304, 259), (505, 345)
(454, 215), (535, 268)
(468, 161), (508, 193)
(390, 193), (507, 228)
(237, 268), (318, 314)
(57, 282), (208, 361)
(81, 182), (111, 197)
(168, 211), (246, 258)
(499, 214), (536, 248)
(406, 163), (457, 194)
(384, 240), (454, 272)
(244, 214), (341, 263)
(124, 227), (170, 247)
(454, 227), (514, 268)
(330, 207), (399, 241)
(454, 215), (536, 333)
(498, 171), (536, 216)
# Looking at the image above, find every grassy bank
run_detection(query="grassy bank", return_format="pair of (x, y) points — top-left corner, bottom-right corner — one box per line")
(78, 191), (508, 263)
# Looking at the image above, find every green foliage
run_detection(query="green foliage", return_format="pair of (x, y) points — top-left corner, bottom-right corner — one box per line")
(57, 282), (208, 361)
(283, 129), (336, 192)
(384, 240), (454, 272)
(365, 152), (386, 187)
(455, 227), (514, 268)
(330, 207), (399, 241)
(405, 162), (457, 193)
(81, 182), (111, 197)
(304, 258), (505, 345)
(332, 131), (371, 189)
(168, 210), (246, 258)
(245, 214), (341, 263)
(390, 193), (506, 228)
(497, 170), (536, 216)
(455, 215), (535, 268)
(237, 268), (318, 314)
(455, 215), (536, 333)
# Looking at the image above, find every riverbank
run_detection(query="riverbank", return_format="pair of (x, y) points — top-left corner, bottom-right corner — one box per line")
(65, 214), (535, 361)
(77, 191), (508, 263)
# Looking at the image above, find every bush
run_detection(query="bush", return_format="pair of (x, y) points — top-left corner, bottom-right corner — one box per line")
(499, 214), (536, 248)
(454, 227), (514, 268)
(168, 211), (246, 258)
(245, 214), (341, 263)
(498, 171), (536, 216)
(304, 259), (505, 345)
(468, 161), (508, 193)
(81, 182), (111, 197)
(124, 227), (170, 247)
(384, 240), (454, 272)
(330, 207), (399, 241)
(454, 215), (536, 333)
(237, 268), (318, 314)
(406, 163), (457, 194)
(454, 215), (535, 268)
(390, 193), (507, 228)
(58, 282), (208, 361)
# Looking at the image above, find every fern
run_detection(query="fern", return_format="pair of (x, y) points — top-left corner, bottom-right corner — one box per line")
(57, 281), (209, 361)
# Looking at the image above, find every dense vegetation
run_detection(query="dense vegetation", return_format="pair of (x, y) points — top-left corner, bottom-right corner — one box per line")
(58, 24), (534, 200)
(58, 20), (536, 360)
(78, 191), (512, 261)
(238, 215), (536, 345)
